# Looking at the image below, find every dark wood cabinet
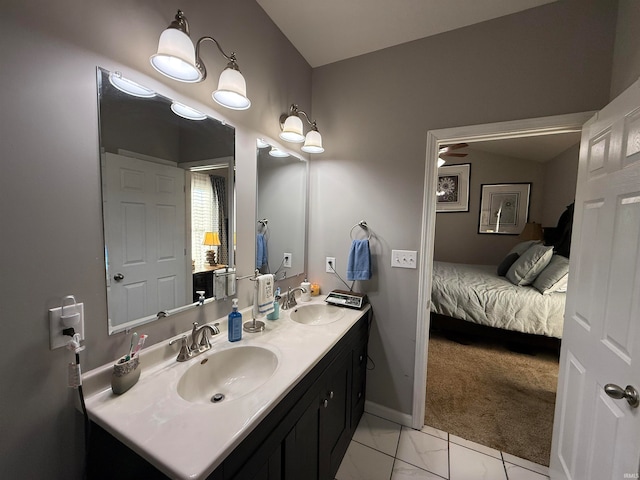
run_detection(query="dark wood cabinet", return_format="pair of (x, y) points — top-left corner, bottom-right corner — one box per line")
(88, 311), (370, 480)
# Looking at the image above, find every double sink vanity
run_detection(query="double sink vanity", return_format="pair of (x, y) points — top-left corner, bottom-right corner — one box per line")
(84, 298), (370, 480)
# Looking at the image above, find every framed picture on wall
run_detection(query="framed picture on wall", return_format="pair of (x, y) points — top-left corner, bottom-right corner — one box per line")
(478, 183), (531, 234)
(436, 163), (471, 212)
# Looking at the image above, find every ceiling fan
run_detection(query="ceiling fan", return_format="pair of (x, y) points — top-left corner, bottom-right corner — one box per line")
(438, 143), (468, 167)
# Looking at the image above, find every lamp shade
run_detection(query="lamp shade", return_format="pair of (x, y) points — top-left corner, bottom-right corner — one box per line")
(279, 115), (305, 143)
(301, 130), (324, 153)
(212, 67), (251, 110)
(150, 28), (202, 83)
(519, 222), (544, 241)
(171, 102), (207, 120)
(203, 231), (221, 246)
(268, 147), (289, 158)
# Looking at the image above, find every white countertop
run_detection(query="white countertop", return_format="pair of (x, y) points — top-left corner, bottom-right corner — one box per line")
(83, 297), (370, 480)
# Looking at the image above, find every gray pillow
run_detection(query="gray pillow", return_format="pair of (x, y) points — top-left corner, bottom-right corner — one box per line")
(506, 244), (554, 286)
(507, 240), (542, 257)
(533, 254), (569, 294)
(497, 252), (519, 276)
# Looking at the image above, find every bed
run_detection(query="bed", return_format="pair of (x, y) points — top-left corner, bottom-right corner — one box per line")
(430, 261), (566, 339)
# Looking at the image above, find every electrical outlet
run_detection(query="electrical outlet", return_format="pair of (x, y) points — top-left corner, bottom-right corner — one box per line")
(49, 303), (85, 349)
(283, 252), (292, 268)
(391, 249), (418, 269)
(326, 256), (336, 273)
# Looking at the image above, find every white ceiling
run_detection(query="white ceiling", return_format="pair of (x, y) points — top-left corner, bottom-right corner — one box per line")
(256, 0), (557, 67)
(467, 132), (582, 163)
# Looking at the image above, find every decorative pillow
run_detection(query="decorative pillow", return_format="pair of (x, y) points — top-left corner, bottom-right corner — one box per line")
(497, 252), (520, 276)
(533, 254), (570, 294)
(507, 240), (542, 257)
(506, 244), (554, 286)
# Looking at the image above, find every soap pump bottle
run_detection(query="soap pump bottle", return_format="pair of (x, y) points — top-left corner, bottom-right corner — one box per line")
(300, 278), (311, 302)
(228, 298), (242, 342)
(267, 287), (281, 320)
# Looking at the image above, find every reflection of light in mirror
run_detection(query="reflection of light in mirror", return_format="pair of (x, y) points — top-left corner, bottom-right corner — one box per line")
(171, 102), (207, 121)
(189, 163), (229, 172)
(108, 71), (156, 98)
(256, 138), (270, 148)
(268, 147), (289, 158)
(437, 157), (446, 168)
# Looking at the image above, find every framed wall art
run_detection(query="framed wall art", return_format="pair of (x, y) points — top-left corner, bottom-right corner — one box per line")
(436, 163), (470, 212)
(478, 183), (531, 234)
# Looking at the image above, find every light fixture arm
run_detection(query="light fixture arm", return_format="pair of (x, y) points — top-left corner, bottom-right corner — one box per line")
(195, 37), (240, 81)
(280, 104), (320, 132)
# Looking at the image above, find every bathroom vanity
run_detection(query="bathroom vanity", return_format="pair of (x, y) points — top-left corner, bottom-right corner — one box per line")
(83, 298), (370, 480)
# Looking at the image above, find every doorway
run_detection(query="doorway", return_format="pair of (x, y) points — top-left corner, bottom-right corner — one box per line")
(412, 112), (594, 456)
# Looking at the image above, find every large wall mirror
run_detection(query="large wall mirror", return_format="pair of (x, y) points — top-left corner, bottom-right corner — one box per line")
(256, 142), (308, 279)
(97, 67), (236, 334)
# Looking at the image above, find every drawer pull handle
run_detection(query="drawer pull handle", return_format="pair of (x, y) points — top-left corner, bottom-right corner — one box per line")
(329, 391), (334, 399)
(323, 399), (329, 408)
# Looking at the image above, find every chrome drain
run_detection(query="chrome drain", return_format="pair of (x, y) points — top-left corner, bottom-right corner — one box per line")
(211, 393), (225, 403)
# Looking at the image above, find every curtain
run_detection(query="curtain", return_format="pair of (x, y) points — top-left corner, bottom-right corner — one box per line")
(191, 173), (217, 271)
(210, 175), (228, 265)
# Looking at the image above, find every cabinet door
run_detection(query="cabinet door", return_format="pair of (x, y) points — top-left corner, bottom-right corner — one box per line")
(284, 396), (319, 480)
(351, 339), (367, 432)
(318, 349), (352, 480)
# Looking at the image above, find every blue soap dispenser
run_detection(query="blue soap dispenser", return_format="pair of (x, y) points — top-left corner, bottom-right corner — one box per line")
(228, 298), (242, 342)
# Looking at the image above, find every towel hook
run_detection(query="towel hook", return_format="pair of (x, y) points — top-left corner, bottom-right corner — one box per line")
(350, 220), (371, 240)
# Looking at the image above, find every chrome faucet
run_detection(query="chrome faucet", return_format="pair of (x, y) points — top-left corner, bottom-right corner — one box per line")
(281, 286), (307, 310)
(169, 321), (220, 362)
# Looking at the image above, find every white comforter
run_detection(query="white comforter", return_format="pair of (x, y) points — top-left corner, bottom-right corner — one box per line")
(431, 262), (565, 338)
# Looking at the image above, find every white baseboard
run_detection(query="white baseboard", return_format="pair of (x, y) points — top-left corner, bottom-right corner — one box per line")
(364, 400), (413, 428)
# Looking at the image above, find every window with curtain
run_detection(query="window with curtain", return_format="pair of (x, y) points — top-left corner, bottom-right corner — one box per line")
(191, 172), (219, 272)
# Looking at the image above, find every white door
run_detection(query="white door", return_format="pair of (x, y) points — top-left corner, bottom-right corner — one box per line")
(104, 153), (187, 329)
(550, 80), (640, 479)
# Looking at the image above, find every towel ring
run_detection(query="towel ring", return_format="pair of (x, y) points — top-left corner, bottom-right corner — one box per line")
(350, 220), (371, 240)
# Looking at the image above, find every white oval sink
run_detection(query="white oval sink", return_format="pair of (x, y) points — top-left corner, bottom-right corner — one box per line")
(177, 346), (278, 404)
(289, 304), (345, 325)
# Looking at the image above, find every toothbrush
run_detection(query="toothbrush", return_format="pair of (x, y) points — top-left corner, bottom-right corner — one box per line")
(131, 334), (148, 357)
(125, 332), (138, 361)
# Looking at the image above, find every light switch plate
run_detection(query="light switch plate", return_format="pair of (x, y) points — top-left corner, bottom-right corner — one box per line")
(49, 303), (85, 350)
(391, 250), (417, 269)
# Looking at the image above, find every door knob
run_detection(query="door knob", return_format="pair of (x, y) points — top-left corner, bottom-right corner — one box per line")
(113, 273), (124, 282)
(604, 383), (639, 408)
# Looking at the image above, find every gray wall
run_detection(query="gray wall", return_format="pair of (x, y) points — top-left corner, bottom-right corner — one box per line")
(433, 146), (579, 265)
(541, 144), (580, 227)
(610, 0), (640, 99)
(0, 1), (310, 478)
(433, 150), (544, 265)
(309, 0), (617, 416)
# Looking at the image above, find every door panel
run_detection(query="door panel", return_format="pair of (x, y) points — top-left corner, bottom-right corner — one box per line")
(550, 80), (640, 479)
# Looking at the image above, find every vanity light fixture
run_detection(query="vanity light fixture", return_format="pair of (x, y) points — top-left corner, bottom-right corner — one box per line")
(150, 10), (251, 110)
(256, 138), (270, 149)
(171, 101), (207, 120)
(109, 71), (156, 98)
(268, 147), (289, 158)
(279, 104), (325, 153)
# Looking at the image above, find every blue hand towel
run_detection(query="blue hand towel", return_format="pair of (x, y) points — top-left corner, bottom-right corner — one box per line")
(347, 239), (371, 281)
(256, 233), (268, 269)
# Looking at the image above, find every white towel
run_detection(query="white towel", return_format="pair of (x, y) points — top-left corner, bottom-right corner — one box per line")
(255, 274), (275, 317)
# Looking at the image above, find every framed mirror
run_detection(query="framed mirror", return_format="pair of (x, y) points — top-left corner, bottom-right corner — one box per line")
(97, 67), (235, 334)
(256, 141), (308, 279)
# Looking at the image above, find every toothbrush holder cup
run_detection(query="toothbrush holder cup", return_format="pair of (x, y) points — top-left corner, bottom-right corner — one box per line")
(111, 356), (141, 395)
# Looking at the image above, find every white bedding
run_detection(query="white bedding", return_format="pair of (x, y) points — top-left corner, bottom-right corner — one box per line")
(431, 261), (565, 338)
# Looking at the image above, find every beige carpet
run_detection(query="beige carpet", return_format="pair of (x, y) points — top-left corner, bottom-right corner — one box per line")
(425, 331), (559, 466)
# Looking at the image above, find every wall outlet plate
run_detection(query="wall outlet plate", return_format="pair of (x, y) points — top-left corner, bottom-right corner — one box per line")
(49, 303), (85, 349)
(283, 252), (292, 268)
(326, 257), (336, 273)
(391, 250), (417, 269)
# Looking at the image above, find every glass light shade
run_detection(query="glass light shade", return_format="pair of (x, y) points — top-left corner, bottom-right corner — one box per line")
(150, 28), (202, 83)
(279, 115), (305, 143)
(437, 157), (446, 168)
(171, 102), (207, 120)
(268, 147), (289, 158)
(301, 130), (324, 153)
(109, 72), (156, 98)
(212, 68), (251, 110)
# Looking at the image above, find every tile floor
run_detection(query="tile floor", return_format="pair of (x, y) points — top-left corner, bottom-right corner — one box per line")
(336, 412), (550, 480)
